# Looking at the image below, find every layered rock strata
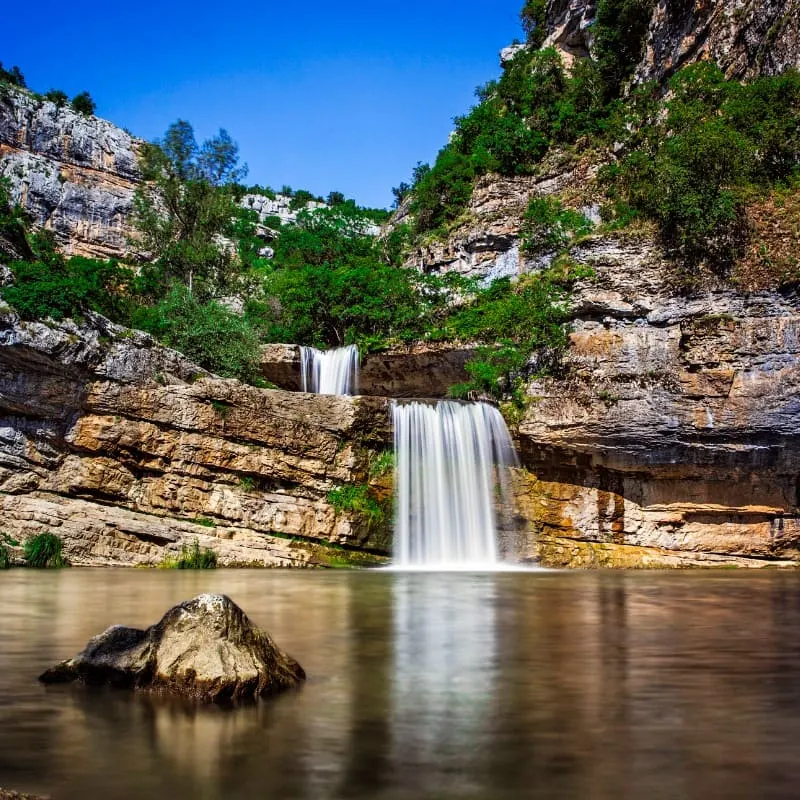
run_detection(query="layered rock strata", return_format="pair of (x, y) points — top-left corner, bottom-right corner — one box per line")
(0, 309), (392, 567)
(506, 234), (800, 568)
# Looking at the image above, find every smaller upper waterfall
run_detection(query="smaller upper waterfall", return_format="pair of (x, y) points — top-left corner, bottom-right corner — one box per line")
(300, 345), (360, 396)
(392, 400), (518, 569)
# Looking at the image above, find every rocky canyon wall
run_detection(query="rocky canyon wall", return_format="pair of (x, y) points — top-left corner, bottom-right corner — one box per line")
(0, 309), (392, 567)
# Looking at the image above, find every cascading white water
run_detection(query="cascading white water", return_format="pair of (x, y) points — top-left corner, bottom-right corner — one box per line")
(392, 400), (518, 569)
(300, 345), (360, 395)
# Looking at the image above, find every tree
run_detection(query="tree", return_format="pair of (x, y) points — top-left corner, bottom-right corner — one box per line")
(520, 0), (547, 47)
(71, 92), (96, 115)
(391, 182), (410, 208)
(132, 120), (249, 300)
(44, 89), (68, 108)
(327, 191), (346, 206)
(0, 63), (26, 87)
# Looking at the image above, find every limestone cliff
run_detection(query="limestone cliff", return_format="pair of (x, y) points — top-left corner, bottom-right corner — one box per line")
(0, 308), (391, 567)
(0, 88), (140, 259)
(0, 85), (332, 259)
(395, 0), (800, 568)
(542, 0), (800, 82)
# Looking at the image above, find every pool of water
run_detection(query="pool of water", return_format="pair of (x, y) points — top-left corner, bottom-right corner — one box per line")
(2, 568), (800, 799)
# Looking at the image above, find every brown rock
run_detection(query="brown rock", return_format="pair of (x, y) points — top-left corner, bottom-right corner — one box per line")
(40, 594), (306, 704)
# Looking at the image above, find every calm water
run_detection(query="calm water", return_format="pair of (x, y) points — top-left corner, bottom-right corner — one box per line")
(2, 569), (800, 799)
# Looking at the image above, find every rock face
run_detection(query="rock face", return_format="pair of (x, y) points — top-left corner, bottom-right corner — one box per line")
(510, 233), (800, 568)
(540, 0), (800, 83)
(40, 594), (306, 703)
(404, 2), (800, 568)
(260, 342), (475, 398)
(634, 0), (800, 84)
(0, 88), (140, 259)
(0, 308), (392, 567)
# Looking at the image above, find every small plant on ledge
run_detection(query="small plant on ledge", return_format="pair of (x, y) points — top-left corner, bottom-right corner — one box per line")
(159, 539), (218, 570)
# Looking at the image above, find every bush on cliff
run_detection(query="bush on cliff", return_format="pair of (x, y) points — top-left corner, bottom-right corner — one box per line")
(70, 91), (96, 116)
(0, 179), (33, 261)
(602, 64), (800, 274)
(0, 62), (26, 88)
(44, 89), (68, 108)
(593, 0), (657, 100)
(443, 264), (588, 402)
(4, 250), (133, 322)
(131, 285), (261, 382)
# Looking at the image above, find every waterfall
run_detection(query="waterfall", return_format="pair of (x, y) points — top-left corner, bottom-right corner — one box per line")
(392, 400), (518, 569)
(300, 345), (360, 395)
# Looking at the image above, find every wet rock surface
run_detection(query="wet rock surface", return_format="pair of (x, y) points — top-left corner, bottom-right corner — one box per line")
(40, 594), (306, 703)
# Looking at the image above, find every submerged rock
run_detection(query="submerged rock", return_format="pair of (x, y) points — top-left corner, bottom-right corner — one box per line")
(40, 594), (305, 704)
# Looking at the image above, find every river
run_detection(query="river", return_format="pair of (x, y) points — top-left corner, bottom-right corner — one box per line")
(2, 568), (800, 799)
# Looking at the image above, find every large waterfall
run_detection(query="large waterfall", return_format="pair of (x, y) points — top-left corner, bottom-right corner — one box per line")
(392, 400), (518, 569)
(300, 345), (360, 395)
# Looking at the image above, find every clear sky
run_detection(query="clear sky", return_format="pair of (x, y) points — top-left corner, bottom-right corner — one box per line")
(3, 1), (525, 209)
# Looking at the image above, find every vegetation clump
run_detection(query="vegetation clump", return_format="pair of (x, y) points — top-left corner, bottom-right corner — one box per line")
(23, 532), (67, 568)
(70, 91), (96, 115)
(602, 64), (800, 277)
(160, 539), (218, 569)
(327, 485), (386, 529)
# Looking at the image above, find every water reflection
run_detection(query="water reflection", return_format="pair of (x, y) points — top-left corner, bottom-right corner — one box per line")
(2, 570), (800, 799)
(391, 574), (497, 796)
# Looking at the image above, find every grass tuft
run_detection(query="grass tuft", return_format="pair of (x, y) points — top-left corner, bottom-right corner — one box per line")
(159, 539), (218, 570)
(23, 532), (67, 568)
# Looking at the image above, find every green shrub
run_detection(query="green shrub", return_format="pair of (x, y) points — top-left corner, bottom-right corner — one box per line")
(289, 189), (318, 210)
(256, 205), (458, 350)
(521, 0), (547, 46)
(521, 197), (594, 255)
(0, 542), (10, 569)
(410, 147), (475, 234)
(327, 485), (385, 528)
(44, 89), (68, 107)
(593, 0), (657, 100)
(70, 91), (96, 115)
(602, 64), (800, 273)
(131, 285), (261, 381)
(0, 179), (33, 261)
(369, 451), (394, 478)
(0, 62), (26, 88)
(4, 253), (133, 322)
(23, 533), (67, 568)
(442, 265), (592, 402)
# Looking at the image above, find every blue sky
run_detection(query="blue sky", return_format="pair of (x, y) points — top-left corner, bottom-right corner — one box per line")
(3, 1), (524, 209)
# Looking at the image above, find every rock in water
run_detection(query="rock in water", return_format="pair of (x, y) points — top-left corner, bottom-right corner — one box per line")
(40, 594), (305, 703)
